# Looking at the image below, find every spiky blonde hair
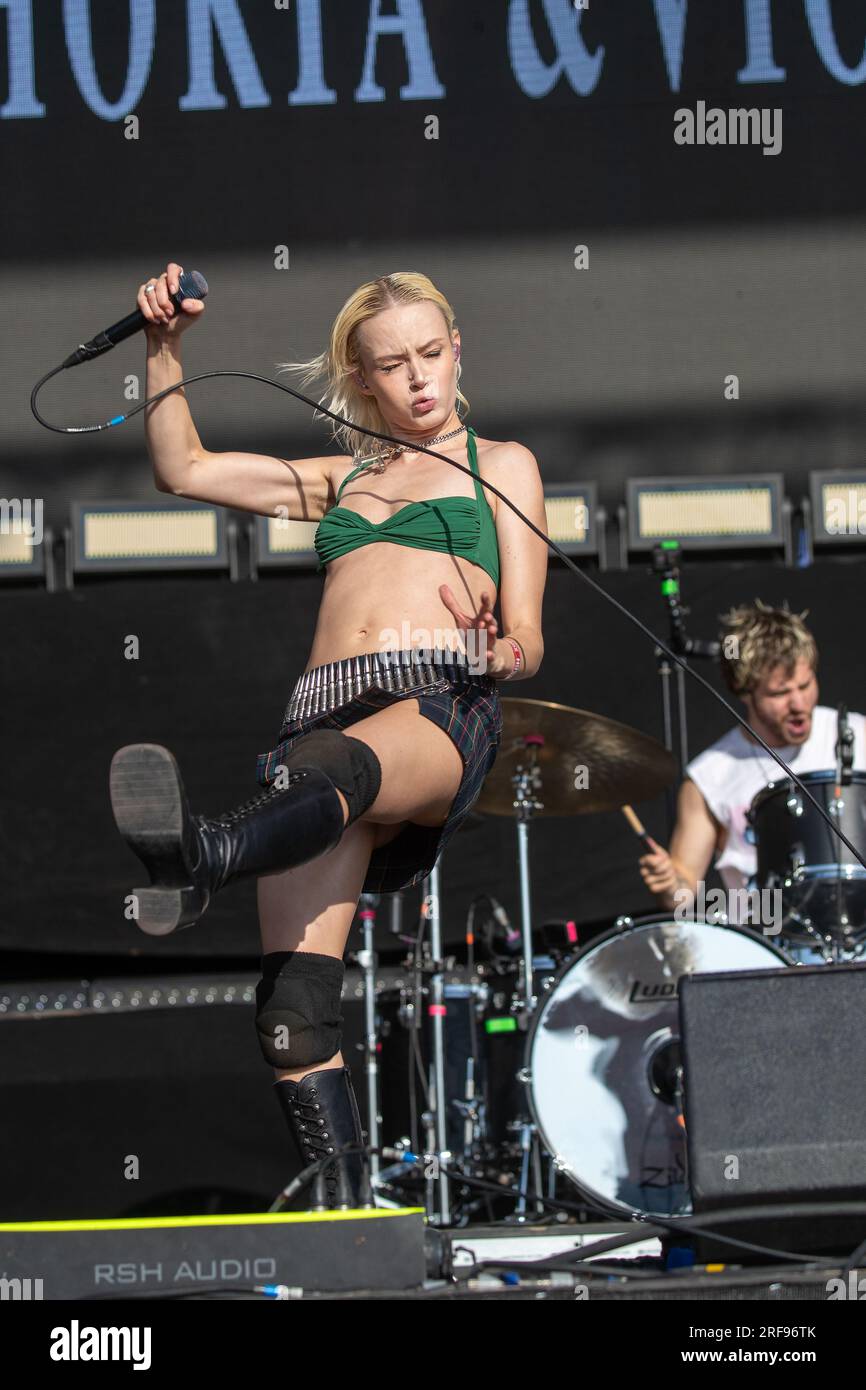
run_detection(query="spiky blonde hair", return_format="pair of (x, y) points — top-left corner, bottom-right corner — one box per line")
(719, 599), (817, 696)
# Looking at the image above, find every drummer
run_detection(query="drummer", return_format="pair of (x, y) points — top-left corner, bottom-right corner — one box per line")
(639, 600), (866, 927)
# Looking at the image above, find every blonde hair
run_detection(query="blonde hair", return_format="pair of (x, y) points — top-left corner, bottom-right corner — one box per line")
(275, 271), (469, 461)
(719, 599), (817, 697)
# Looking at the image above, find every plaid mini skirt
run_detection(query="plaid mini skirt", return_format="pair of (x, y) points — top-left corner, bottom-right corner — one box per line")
(255, 666), (504, 894)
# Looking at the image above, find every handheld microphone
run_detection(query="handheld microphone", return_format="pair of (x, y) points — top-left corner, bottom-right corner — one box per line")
(61, 269), (209, 369)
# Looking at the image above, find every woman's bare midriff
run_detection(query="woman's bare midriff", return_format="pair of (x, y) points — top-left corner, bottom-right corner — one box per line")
(303, 441), (499, 672)
(305, 544), (497, 671)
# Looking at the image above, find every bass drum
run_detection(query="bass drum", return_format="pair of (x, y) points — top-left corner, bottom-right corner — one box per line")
(524, 913), (792, 1219)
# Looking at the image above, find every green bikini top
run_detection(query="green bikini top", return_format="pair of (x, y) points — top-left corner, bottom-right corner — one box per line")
(314, 425), (500, 590)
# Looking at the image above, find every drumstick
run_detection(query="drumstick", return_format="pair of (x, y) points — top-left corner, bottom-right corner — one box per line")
(621, 804), (656, 853)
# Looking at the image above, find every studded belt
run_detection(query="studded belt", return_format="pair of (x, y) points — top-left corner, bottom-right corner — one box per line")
(282, 647), (484, 725)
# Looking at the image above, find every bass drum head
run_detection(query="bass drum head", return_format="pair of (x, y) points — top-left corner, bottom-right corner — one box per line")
(525, 914), (791, 1220)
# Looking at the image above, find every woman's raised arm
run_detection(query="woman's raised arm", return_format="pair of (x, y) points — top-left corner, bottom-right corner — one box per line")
(165, 443), (349, 523)
(140, 259), (347, 520)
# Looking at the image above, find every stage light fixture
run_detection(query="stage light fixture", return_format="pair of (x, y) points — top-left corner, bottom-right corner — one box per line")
(804, 469), (866, 552)
(0, 513), (55, 588)
(250, 515), (319, 575)
(543, 482), (605, 566)
(622, 474), (791, 564)
(66, 499), (237, 586)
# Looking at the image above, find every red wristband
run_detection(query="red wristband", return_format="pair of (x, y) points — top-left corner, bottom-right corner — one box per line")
(504, 637), (524, 679)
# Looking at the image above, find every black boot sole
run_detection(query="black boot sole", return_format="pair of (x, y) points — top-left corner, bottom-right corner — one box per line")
(109, 743), (203, 936)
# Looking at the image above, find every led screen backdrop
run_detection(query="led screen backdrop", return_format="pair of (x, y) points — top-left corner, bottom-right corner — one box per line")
(4, 2), (866, 245)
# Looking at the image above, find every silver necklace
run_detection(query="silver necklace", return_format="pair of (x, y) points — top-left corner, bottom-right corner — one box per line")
(744, 727), (794, 783)
(365, 423), (467, 473)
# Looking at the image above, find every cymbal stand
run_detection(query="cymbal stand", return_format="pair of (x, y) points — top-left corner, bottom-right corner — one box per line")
(356, 893), (382, 1183)
(507, 736), (548, 1220)
(419, 866), (451, 1224)
(512, 735), (545, 1011)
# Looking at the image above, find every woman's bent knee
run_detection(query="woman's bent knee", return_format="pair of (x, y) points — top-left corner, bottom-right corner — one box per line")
(255, 949), (345, 1069)
(345, 702), (464, 826)
(280, 727), (382, 826)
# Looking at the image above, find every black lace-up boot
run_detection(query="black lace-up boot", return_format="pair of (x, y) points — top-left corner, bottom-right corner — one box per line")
(109, 743), (346, 937)
(273, 1065), (371, 1210)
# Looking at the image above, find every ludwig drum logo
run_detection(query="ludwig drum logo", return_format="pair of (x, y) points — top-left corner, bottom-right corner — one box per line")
(629, 978), (678, 1003)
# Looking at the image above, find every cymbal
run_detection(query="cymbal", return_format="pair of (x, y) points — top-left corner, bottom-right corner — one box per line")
(475, 697), (677, 817)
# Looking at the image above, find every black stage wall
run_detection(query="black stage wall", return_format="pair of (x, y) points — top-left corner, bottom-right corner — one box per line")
(2, 554), (862, 960)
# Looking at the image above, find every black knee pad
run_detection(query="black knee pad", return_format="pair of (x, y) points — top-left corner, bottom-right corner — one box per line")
(283, 728), (381, 826)
(255, 950), (345, 1069)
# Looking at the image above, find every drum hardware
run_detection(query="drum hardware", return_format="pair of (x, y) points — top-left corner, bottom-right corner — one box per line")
(417, 861), (450, 1224)
(772, 906), (834, 961)
(480, 729), (545, 1209)
(836, 702), (855, 787)
(747, 878), (866, 964)
(452, 1057), (487, 1160)
(352, 889), (474, 1219)
(356, 894), (383, 1183)
(434, 981), (492, 1164)
(420, 1106), (442, 1214)
(472, 698), (680, 1221)
(504, 1115), (547, 1221)
(375, 955), (566, 1223)
(615, 906), (727, 931)
(474, 698), (677, 1013)
(370, 699), (682, 1226)
(748, 769), (866, 958)
(501, 752), (545, 1016)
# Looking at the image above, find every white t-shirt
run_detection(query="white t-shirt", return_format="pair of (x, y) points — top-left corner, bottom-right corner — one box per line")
(685, 704), (866, 894)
